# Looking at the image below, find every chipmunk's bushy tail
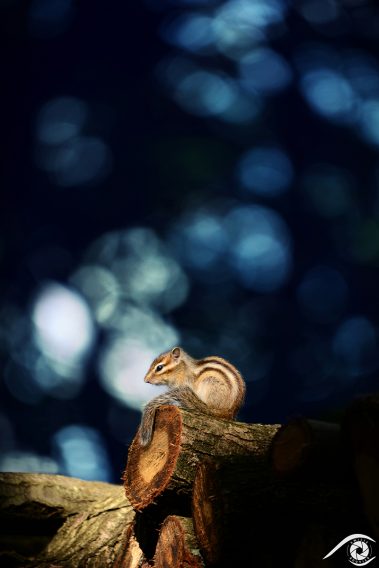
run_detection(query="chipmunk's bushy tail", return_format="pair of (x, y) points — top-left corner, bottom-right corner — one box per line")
(139, 386), (210, 447)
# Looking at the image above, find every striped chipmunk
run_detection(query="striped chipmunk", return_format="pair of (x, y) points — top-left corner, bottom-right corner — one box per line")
(139, 346), (246, 446)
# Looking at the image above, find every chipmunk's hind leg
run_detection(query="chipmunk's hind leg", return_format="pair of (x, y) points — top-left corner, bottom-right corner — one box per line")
(195, 376), (230, 410)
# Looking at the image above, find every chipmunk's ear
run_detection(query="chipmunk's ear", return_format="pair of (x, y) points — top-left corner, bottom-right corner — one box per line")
(171, 346), (181, 360)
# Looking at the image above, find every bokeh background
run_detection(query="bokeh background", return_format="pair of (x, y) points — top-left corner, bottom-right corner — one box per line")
(2, 0), (379, 484)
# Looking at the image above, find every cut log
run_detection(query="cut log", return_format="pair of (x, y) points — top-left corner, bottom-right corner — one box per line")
(0, 472), (134, 567)
(270, 418), (345, 479)
(114, 523), (148, 568)
(133, 491), (190, 561)
(343, 395), (379, 540)
(123, 405), (279, 510)
(154, 516), (204, 568)
(192, 456), (286, 567)
(192, 455), (362, 567)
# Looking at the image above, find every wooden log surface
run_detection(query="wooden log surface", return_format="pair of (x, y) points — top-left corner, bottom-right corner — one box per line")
(123, 405), (280, 510)
(192, 454), (362, 567)
(154, 516), (204, 568)
(192, 456), (288, 567)
(133, 491), (191, 562)
(113, 523), (149, 568)
(0, 472), (134, 567)
(270, 419), (344, 478)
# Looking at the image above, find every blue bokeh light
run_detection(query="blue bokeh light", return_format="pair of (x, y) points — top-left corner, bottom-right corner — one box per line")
(36, 97), (88, 146)
(156, 56), (262, 123)
(31, 282), (95, 395)
(300, 68), (356, 123)
(359, 99), (379, 147)
(32, 282), (94, 368)
(174, 70), (237, 116)
(70, 265), (121, 325)
(239, 48), (292, 94)
(48, 136), (112, 187)
(237, 146), (294, 196)
(169, 203), (293, 291)
(86, 228), (189, 314)
(0, 452), (59, 474)
(98, 305), (177, 409)
(160, 13), (215, 53)
(213, 0), (286, 59)
(169, 210), (229, 273)
(53, 425), (111, 481)
(226, 205), (292, 292)
(34, 96), (112, 187)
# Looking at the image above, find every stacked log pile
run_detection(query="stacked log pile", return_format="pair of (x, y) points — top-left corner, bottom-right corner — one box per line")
(121, 400), (377, 567)
(0, 395), (378, 566)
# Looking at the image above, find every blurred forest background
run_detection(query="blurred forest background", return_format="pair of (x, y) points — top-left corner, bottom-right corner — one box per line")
(1, 0), (379, 483)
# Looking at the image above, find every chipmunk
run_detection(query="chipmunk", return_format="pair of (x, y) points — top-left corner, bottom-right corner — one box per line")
(139, 346), (246, 446)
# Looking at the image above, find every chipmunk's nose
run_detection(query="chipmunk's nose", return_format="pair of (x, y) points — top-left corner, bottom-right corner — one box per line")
(144, 375), (150, 383)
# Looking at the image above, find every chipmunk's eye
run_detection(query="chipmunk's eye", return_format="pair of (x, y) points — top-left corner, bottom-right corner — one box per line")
(155, 364), (164, 372)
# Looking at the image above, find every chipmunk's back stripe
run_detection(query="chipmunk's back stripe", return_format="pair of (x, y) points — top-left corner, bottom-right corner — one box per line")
(201, 356), (236, 369)
(200, 358), (241, 378)
(197, 365), (230, 379)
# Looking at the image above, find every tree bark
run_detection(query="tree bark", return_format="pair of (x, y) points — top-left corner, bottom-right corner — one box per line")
(270, 419), (345, 479)
(192, 456), (290, 567)
(133, 491), (191, 562)
(192, 455), (362, 567)
(123, 405), (280, 510)
(153, 516), (204, 568)
(0, 472), (134, 567)
(113, 523), (150, 568)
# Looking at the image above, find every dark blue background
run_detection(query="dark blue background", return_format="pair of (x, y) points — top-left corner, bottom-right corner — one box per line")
(1, 0), (379, 483)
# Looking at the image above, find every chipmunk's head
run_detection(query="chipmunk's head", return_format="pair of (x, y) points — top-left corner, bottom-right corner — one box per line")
(144, 346), (185, 385)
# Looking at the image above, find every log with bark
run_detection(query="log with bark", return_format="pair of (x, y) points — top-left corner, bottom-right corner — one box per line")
(113, 523), (151, 568)
(270, 418), (347, 480)
(0, 472), (135, 567)
(192, 455), (301, 567)
(133, 491), (191, 561)
(192, 451), (364, 567)
(123, 404), (280, 511)
(153, 516), (204, 568)
(2, 392), (377, 567)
